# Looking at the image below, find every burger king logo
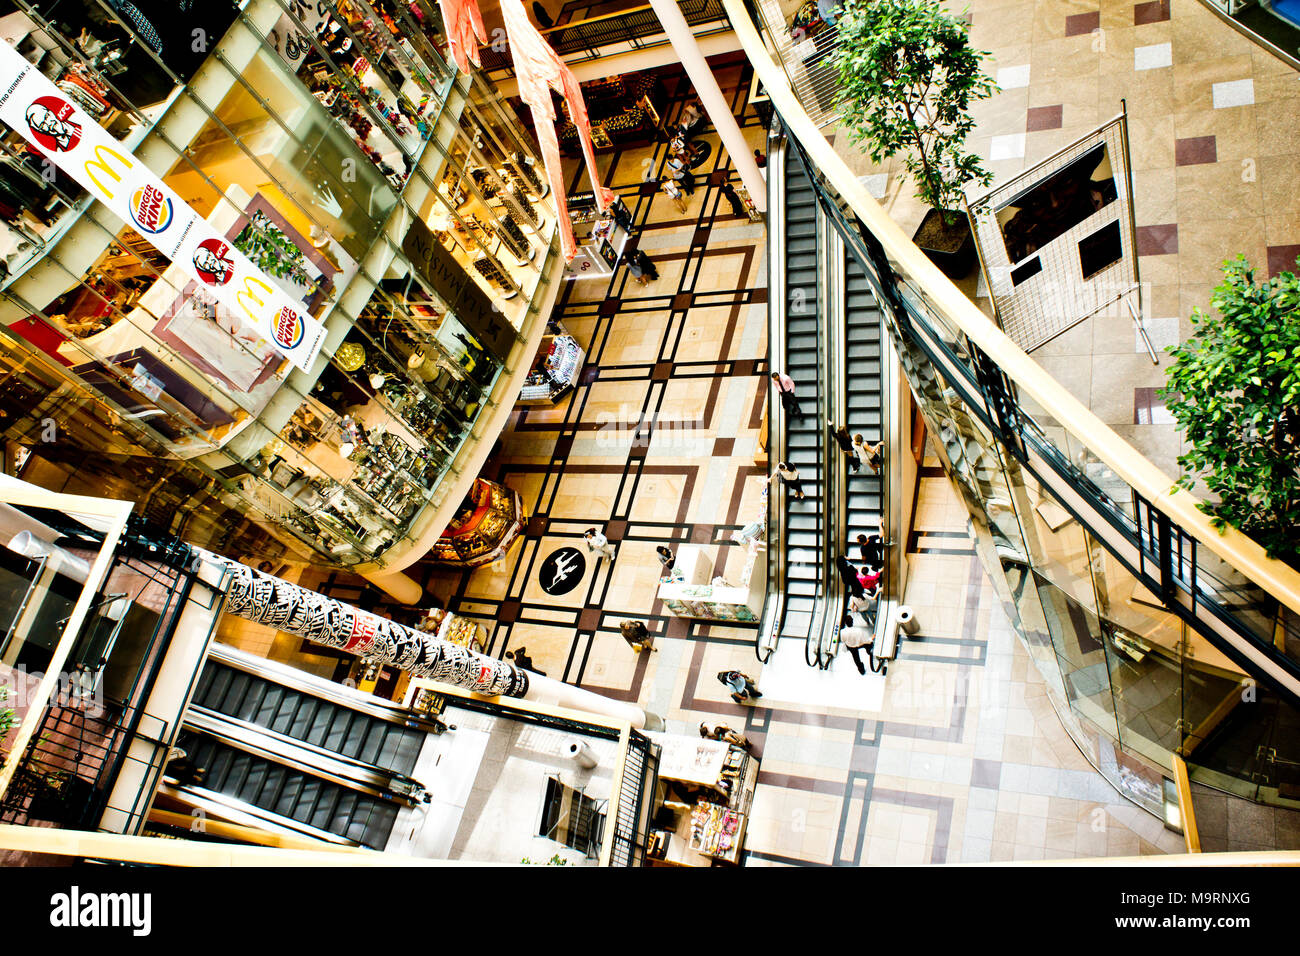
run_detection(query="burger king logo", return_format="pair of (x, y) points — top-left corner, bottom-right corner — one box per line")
(192, 237), (234, 287)
(273, 305), (304, 351)
(128, 184), (174, 234)
(25, 96), (81, 153)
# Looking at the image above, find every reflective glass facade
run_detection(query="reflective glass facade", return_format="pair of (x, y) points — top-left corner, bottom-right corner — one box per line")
(0, 0), (561, 567)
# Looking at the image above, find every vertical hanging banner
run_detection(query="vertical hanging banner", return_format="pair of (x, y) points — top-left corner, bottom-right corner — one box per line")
(0, 41), (326, 372)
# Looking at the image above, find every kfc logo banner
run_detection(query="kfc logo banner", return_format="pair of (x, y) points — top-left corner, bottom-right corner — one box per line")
(0, 41), (325, 372)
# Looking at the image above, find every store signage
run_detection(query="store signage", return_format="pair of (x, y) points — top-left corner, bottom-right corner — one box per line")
(0, 41), (325, 372)
(539, 546), (586, 596)
(402, 217), (517, 363)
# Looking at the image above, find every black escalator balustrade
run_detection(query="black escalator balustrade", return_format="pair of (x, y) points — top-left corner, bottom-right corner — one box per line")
(169, 644), (442, 848)
(190, 653), (426, 776)
(781, 150), (825, 639)
(842, 248), (885, 566)
(170, 727), (403, 849)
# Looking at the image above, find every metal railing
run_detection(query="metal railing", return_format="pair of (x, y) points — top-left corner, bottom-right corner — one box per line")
(606, 730), (658, 866)
(749, 0), (844, 128)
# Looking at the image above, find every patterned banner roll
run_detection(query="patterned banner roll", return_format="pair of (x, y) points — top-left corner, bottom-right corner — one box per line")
(194, 549), (527, 698)
(0, 41), (326, 372)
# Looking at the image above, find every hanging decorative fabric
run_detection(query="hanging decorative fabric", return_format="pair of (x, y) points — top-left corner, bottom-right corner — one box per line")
(435, 0), (487, 74)
(499, 0), (614, 260)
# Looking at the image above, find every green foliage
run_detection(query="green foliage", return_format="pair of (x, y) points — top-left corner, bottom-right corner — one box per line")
(233, 210), (313, 288)
(834, 0), (996, 222)
(0, 685), (13, 741)
(520, 854), (569, 865)
(1158, 255), (1300, 568)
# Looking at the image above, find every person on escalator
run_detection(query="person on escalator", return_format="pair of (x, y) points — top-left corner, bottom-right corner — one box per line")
(853, 434), (884, 473)
(770, 461), (806, 500)
(857, 529), (885, 570)
(771, 371), (803, 420)
(836, 554), (864, 598)
(857, 564), (881, 596)
(839, 613), (874, 676)
(829, 421), (858, 472)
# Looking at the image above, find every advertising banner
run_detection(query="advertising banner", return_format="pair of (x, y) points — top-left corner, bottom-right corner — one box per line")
(0, 41), (326, 372)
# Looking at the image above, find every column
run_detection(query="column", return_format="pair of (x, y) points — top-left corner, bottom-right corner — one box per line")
(647, 0), (767, 212)
(195, 550), (659, 728)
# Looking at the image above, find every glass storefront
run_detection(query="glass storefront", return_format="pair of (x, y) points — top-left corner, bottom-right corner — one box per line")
(0, 0), (560, 567)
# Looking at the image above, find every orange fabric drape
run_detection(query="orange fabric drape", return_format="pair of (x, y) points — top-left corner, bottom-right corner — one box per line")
(499, 0), (615, 260)
(436, 0), (488, 74)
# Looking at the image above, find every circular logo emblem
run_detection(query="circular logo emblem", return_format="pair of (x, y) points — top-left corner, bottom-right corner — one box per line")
(539, 546), (586, 596)
(272, 305), (305, 350)
(128, 184), (174, 234)
(25, 96), (81, 153)
(193, 238), (234, 286)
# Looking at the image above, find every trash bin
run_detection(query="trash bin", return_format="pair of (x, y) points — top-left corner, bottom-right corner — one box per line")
(896, 605), (921, 636)
(568, 740), (599, 769)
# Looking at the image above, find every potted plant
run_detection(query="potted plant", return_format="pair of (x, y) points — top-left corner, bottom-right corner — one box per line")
(1159, 254), (1300, 570)
(834, 0), (997, 278)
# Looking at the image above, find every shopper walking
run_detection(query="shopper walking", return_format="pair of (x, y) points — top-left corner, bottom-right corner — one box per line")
(839, 613), (874, 676)
(656, 545), (676, 577)
(717, 670), (763, 704)
(635, 248), (659, 280)
(829, 421), (858, 472)
(769, 461), (806, 500)
(620, 620), (657, 652)
(753, 148), (767, 169)
(721, 181), (746, 217)
(699, 722), (752, 750)
(506, 646), (546, 676)
(771, 371), (804, 420)
(853, 434), (884, 474)
(584, 527), (617, 560)
(627, 254), (649, 286)
(836, 553), (864, 598)
(661, 177), (686, 213)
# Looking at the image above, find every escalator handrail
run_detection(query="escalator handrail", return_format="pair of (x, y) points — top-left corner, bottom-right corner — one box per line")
(205, 642), (446, 735)
(157, 783), (363, 847)
(181, 711), (421, 805)
(758, 127), (789, 663)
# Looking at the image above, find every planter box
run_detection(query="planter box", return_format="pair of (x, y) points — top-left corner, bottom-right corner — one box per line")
(913, 208), (976, 280)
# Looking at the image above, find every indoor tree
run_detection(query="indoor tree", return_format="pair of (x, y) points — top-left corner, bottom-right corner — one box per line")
(833, 0), (996, 240)
(1159, 255), (1300, 569)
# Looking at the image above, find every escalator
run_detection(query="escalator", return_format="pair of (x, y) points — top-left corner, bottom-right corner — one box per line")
(841, 246), (886, 602)
(164, 644), (440, 848)
(170, 726), (404, 848)
(189, 644), (431, 776)
(778, 145), (827, 642)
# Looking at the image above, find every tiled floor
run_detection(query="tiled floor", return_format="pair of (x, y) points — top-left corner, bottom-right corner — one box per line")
(831, 0), (1300, 481)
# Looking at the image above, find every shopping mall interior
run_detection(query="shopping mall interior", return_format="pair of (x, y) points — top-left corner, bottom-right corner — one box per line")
(0, 0), (1295, 870)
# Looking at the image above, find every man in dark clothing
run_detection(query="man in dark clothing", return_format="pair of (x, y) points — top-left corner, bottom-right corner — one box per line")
(721, 182), (746, 217)
(635, 248), (659, 280)
(507, 646), (546, 676)
(829, 420), (858, 472)
(858, 531), (885, 570)
(837, 554), (865, 598)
